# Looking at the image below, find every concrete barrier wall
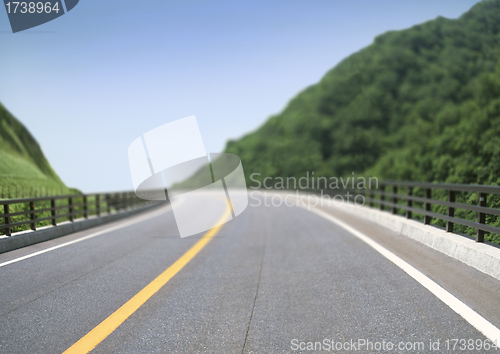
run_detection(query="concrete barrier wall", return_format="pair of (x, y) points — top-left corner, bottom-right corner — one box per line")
(328, 201), (500, 281)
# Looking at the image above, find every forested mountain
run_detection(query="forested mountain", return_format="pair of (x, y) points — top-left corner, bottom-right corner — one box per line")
(0, 102), (69, 197)
(225, 0), (500, 187)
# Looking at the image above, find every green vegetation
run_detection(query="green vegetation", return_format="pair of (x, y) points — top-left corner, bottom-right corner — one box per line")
(0, 102), (72, 198)
(0, 102), (77, 235)
(223, 0), (500, 241)
(227, 0), (500, 185)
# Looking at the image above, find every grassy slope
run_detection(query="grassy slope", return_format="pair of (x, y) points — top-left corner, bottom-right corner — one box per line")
(0, 102), (69, 197)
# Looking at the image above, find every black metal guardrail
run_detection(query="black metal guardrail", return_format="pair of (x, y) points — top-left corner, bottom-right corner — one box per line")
(333, 181), (500, 243)
(0, 191), (158, 236)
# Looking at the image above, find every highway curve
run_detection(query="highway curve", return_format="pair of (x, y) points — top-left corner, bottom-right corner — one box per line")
(1, 193), (499, 353)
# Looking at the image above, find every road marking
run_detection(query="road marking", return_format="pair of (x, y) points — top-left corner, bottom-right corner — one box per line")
(63, 206), (231, 354)
(0, 204), (171, 268)
(310, 207), (500, 345)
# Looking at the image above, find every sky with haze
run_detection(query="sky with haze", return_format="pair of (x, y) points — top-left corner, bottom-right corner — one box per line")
(0, 0), (482, 192)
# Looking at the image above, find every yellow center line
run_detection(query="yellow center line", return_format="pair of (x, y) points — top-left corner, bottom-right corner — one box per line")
(63, 207), (231, 354)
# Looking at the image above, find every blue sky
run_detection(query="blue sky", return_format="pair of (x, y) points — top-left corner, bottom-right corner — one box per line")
(0, 0), (482, 192)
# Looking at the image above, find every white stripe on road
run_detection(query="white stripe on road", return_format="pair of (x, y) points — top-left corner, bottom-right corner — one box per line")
(0, 204), (172, 269)
(310, 206), (500, 345)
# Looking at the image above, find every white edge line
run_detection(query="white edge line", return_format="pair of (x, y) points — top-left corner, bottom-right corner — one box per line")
(308, 206), (500, 345)
(0, 203), (173, 269)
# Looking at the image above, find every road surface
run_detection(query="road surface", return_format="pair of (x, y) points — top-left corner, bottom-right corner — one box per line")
(1, 192), (500, 353)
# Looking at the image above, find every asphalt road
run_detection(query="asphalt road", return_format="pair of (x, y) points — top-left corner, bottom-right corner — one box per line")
(1, 193), (500, 353)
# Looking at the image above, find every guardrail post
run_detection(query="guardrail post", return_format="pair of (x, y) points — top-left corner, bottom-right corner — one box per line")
(477, 193), (487, 243)
(30, 201), (36, 230)
(379, 184), (385, 211)
(106, 194), (111, 214)
(406, 187), (413, 219)
(51, 198), (57, 226)
(69, 197), (74, 222)
(446, 190), (455, 232)
(424, 188), (431, 225)
(96, 195), (101, 217)
(4, 204), (11, 236)
(392, 186), (397, 214)
(83, 195), (88, 219)
(127, 192), (132, 209)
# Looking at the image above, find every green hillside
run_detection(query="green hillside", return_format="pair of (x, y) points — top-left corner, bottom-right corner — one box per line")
(225, 0), (500, 187)
(0, 102), (70, 198)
